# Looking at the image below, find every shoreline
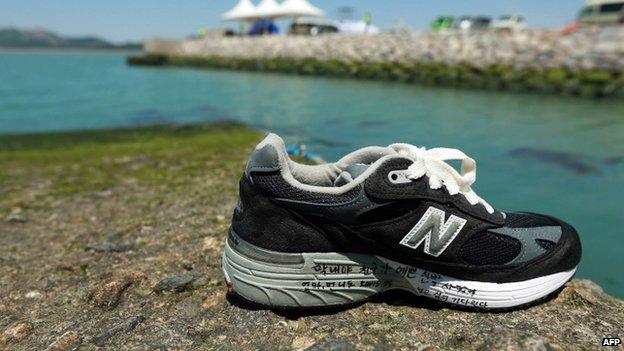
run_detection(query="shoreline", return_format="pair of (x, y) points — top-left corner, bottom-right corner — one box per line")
(131, 29), (624, 98)
(127, 54), (624, 98)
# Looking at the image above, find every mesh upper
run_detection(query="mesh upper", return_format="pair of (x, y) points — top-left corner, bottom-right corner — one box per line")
(535, 238), (557, 251)
(251, 172), (560, 267)
(459, 232), (522, 265)
(251, 171), (361, 204)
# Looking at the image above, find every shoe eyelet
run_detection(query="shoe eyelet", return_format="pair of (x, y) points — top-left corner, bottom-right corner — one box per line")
(388, 170), (411, 184)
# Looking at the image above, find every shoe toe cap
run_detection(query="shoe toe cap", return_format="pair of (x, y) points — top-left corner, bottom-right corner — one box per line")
(547, 215), (582, 270)
(506, 212), (582, 274)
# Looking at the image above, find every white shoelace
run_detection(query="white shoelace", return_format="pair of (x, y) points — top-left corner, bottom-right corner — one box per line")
(389, 143), (495, 214)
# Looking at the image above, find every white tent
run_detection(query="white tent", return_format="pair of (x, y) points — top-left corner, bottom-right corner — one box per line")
(221, 0), (326, 23)
(221, 0), (257, 21)
(277, 0), (324, 17)
(254, 0), (282, 18)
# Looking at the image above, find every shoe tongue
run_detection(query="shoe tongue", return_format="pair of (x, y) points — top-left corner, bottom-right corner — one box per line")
(333, 172), (353, 186)
(333, 163), (370, 186)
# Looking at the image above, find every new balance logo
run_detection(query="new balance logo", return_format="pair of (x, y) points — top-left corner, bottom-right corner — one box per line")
(399, 207), (467, 257)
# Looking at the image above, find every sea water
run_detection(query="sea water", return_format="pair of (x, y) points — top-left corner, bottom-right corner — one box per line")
(1, 51), (622, 297)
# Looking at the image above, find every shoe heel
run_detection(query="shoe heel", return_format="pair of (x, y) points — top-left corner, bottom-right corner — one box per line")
(221, 230), (385, 308)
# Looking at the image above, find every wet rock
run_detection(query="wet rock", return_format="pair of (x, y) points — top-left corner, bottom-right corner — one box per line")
(89, 270), (145, 309)
(90, 316), (144, 347)
(45, 330), (81, 351)
(0, 322), (33, 345)
(86, 241), (134, 253)
(153, 274), (204, 293)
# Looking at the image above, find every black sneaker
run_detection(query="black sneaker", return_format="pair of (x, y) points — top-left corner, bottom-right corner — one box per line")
(222, 134), (581, 310)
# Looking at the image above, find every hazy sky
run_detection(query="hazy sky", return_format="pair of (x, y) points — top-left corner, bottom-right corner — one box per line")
(2, 0), (586, 43)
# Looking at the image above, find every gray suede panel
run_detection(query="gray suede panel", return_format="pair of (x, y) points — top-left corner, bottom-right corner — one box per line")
(276, 186), (384, 224)
(245, 144), (281, 176)
(489, 226), (562, 264)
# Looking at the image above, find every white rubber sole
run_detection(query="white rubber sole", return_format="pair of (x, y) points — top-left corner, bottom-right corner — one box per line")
(222, 235), (576, 310)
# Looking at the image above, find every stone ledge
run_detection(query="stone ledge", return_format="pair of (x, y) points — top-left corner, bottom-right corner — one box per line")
(128, 54), (624, 97)
(133, 28), (624, 97)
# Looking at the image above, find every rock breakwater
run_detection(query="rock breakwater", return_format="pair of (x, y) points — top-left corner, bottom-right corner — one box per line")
(129, 28), (624, 97)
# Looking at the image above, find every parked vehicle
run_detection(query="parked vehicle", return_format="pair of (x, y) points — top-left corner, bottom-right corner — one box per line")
(453, 16), (492, 30)
(562, 22), (582, 34)
(288, 17), (338, 36)
(492, 15), (527, 30)
(578, 0), (624, 25)
(431, 16), (455, 31)
(336, 20), (381, 34)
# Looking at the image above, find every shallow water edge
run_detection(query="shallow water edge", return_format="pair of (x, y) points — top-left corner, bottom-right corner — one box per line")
(128, 54), (624, 98)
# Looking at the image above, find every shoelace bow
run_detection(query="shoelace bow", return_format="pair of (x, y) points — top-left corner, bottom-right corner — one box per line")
(389, 143), (495, 214)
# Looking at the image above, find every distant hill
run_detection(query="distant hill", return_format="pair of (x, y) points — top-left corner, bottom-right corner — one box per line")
(0, 27), (141, 49)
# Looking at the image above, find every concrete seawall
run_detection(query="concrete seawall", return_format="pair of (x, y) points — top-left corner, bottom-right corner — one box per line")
(131, 28), (624, 97)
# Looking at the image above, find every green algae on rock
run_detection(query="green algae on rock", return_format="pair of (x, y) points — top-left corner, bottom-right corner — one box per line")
(128, 54), (624, 98)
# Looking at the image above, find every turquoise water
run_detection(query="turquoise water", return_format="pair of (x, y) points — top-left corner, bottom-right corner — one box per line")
(1, 51), (623, 297)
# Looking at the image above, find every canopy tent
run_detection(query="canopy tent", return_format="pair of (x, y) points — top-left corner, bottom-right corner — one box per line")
(254, 0), (282, 18)
(221, 0), (325, 21)
(221, 0), (257, 21)
(276, 0), (324, 17)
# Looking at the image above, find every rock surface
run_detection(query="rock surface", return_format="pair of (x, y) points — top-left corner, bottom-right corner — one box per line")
(137, 29), (624, 97)
(45, 330), (81, 351)
(145, 28), (624, 71)
(0, 124), (622, 350)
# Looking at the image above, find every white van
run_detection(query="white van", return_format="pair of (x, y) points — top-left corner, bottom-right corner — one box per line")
(578, 0), (624, 25)
(492, 15), (527, 31)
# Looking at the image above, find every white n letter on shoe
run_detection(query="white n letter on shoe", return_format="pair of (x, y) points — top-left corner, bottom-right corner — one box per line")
(399, 207), (467, 257)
